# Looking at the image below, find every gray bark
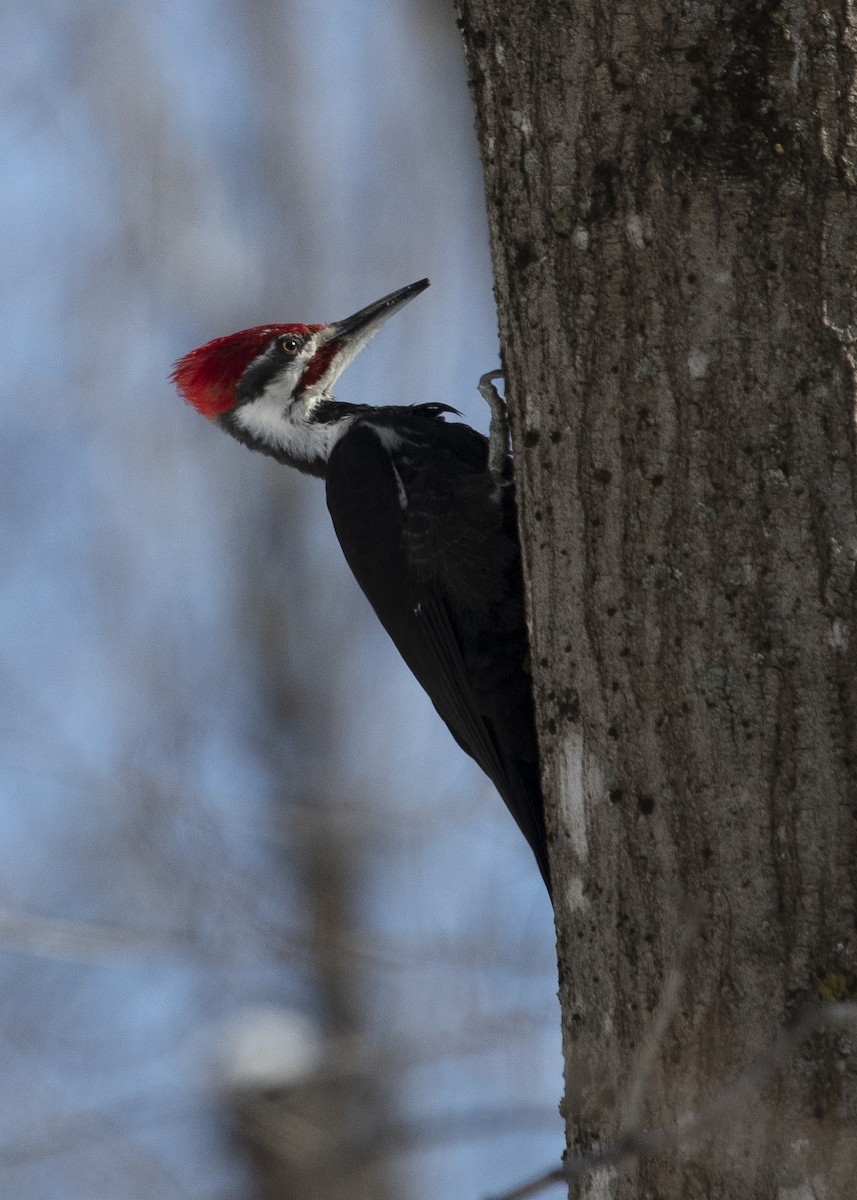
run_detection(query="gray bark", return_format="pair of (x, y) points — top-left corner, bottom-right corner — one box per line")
(458, 2), (857, 1196)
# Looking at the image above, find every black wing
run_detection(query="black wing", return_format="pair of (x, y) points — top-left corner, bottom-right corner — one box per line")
(325, 408), (549, 893)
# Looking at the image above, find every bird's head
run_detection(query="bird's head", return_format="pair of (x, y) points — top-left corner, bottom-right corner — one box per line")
(172, 279), (430, 472)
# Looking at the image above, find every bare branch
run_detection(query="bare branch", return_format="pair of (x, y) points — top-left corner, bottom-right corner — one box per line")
(486, 1004), (857, 1200)
(620, 905), (701, 1134)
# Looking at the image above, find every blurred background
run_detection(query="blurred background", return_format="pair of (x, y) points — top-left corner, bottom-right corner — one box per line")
(1, 1), (561, 1196)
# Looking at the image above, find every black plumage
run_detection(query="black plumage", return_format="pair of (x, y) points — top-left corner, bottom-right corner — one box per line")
(325, 405), (550, 893)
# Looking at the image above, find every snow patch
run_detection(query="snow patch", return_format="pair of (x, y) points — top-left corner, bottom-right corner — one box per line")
(582, 1167), (618, 1199)
(688, 349), (709, 380)
(565, 874), (589, 912)
(221, 1006), (322, 1089)
(625, 213), (652, 249)
(511, 110), (533, 139)
(829, 618), (849, 649)
(560, 731), (589, 861)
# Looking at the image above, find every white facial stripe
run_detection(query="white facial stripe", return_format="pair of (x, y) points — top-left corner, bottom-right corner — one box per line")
(234, 393), (353, 467)
(229, 315), (395, 467)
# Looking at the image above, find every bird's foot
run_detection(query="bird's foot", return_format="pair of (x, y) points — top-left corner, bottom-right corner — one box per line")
(478, 370), (510, 489)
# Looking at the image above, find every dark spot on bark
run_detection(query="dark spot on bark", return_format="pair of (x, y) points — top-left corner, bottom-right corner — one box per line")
(607, 724), (618, 739)
(593, 467), (612, 485)
(559, 691), (580, 722)
(651, 473), (665, 488)
(606, 606), (617, 617)
(609, 787), (623, 804)
(589, 160), (620, 221)
(550, 430), (562, 443)
(524, 429), (540, 447)
(457, 16), (487, 48)
(514, 241), (538, 270)
(638, 794), (655, 815)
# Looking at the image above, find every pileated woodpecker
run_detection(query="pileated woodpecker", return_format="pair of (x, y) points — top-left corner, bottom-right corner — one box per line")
(173, 280), (549, 894)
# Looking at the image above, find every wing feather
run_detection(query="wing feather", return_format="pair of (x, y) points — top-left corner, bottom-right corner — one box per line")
(325, 413), (549, 891)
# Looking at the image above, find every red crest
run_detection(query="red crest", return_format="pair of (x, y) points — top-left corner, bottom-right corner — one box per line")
(172, 324), (323, 418)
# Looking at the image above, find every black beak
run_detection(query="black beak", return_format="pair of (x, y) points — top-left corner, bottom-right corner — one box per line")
(300, 280), (430, 396)
(327, 279), (430, 343)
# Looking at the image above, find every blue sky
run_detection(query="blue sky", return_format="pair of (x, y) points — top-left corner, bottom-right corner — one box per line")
(0, 3), (561, 1196)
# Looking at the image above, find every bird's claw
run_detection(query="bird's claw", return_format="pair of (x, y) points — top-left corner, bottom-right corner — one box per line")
(478, 369), (504, 390)
(478, 370), (510, 490)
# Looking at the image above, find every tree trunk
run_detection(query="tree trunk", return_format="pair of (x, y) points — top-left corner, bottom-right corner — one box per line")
(458, 2), (857, 1195)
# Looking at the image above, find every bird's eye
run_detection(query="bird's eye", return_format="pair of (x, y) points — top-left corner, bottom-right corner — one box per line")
(279, 334), (304, 356)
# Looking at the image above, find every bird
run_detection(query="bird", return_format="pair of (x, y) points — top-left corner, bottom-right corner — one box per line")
(172, 279), (550, 894)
